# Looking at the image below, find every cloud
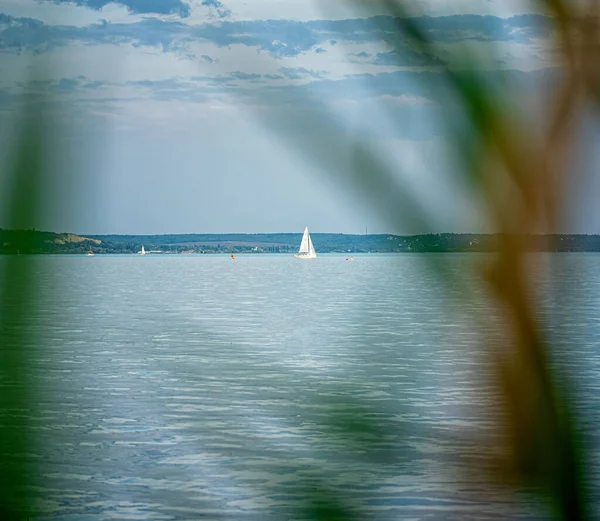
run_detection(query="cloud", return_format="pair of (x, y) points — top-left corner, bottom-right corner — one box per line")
(0, 13), (185, 53)
(229, 71), (261, 81)
(54, 76), (81, 91)
(371, 49), (444, 67)
(251, 71), (444, 106)
(0, 65), (561, 147)
(0, 13), (551, 60)
(82, 79), (108, 89)
(14, 75), (112, 95)
(349, 51), (372, 60)
(249, 67), (556, 112)
(377, 94), (436, 106)
(201, 0), (231, 18)
(42, 0), (191, 17)
(10, 66), (557, 109)
(278, 67), (324, 80)
(129, 78), (192, 89)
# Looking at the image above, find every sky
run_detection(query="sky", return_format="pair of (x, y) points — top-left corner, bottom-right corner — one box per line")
(0, 0), (596, 235)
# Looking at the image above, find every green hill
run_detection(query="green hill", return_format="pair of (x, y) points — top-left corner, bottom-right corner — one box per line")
(0, 229), (101, 254)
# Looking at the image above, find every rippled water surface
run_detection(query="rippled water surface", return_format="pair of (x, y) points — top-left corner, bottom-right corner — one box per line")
(3, 253), (600, 520)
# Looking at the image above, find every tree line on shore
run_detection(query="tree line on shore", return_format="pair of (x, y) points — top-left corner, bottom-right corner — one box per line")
(3, 229), (600, 254)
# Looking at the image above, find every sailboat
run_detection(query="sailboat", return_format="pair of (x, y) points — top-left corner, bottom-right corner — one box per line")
(295, 226), (317, 259)
(86, 247), (94, 257)
(138, 245), (146, 255)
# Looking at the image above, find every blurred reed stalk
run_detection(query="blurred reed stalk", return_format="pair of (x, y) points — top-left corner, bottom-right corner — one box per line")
(1, 74), (53, 520)
(249, 0), (600, 518)
(352, 1), (600, 518)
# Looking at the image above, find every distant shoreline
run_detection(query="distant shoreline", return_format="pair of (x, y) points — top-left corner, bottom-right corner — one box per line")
(3, 251), (600, 256)
(2, 229), (600, 254)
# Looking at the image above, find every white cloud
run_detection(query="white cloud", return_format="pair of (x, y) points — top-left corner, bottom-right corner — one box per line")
(0, 0), (545, 27)
(186, 0), (542, 23)
(0, 0), (149, 26)
(1, 42), (199, 83)
(377, 94), (435, 105)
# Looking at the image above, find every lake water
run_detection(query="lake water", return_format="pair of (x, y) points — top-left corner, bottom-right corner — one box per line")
(2, 253), (600, 520)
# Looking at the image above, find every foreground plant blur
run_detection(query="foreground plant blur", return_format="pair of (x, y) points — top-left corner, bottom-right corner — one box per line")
(2, 1), (600, 520)
(260, 0), (600, 518)
(0, 91), (50, 518)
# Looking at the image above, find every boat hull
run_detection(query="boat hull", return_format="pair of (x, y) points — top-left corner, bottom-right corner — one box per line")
(294, 253), (317, 259)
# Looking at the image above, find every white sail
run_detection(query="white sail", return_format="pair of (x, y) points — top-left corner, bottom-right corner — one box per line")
(299, 227), (310, 254)
(308, 234), (315, 256)
(295, 226), (317, 259)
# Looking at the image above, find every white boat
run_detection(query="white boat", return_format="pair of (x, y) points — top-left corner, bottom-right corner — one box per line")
(294, 226), (317, 259)
(86, 247), (94, 257)
(138, 245), (146, 255)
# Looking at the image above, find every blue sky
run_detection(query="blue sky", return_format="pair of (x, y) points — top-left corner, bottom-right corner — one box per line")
(0, 0), (595, 234)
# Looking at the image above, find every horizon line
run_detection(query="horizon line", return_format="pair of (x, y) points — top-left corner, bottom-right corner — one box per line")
(4, 229), (599, 237)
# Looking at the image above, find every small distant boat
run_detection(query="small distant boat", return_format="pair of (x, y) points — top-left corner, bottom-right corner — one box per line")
(86, 247), (94, 257)
(294, 226), (317, 259)
(138, 245), (146, 255)
(346, 256), (354, 261)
